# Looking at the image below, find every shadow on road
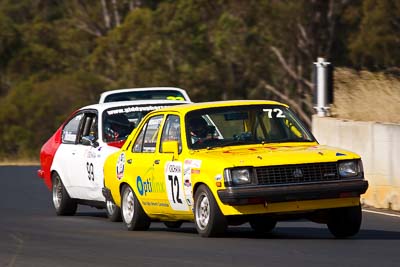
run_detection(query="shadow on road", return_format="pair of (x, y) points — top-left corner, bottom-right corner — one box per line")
(67, 211), (400, 240)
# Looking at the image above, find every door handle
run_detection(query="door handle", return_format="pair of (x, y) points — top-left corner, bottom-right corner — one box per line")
(154, 159), (160, 164)
(127, 159), (132, 164)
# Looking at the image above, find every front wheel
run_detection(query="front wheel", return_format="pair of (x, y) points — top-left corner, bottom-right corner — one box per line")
(106, 199), (121, 222)
(327, 204), (362, 238)
(194, 185), (227, 237)
(121, 185), (150, 231)
(52, 173), (77, 216)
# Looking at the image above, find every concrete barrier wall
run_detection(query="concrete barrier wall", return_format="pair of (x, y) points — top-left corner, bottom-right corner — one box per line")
(312, 115), (400, 211)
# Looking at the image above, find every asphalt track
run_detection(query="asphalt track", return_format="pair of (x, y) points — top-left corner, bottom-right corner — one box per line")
(0, 166), (399, 267)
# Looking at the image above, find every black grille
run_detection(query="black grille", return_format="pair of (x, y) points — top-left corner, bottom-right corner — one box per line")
(255, 162), (339, 185)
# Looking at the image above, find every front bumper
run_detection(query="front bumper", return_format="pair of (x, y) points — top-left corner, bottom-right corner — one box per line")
(217, 179), (369, 205)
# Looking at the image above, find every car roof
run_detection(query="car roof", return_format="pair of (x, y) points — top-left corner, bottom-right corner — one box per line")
(98, 87), (191, 103)
(150, 100), (289, 114)
(80, 99), (192, 113)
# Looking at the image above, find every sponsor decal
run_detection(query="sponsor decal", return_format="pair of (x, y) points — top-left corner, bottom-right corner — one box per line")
(184, 159), (201, 168)
(137, 176), (144, 195)
(215, 174), (222, 181)
(136, 176), (165, 196)
(116, 153), (125, 180)
(184, 179), (191, 187)
(107, 105), (168, 115)
(142, 201), (170, 208)
(85, 150), (97, 159)
(182, 159), (202, 207)
(158, 202), (170, 208)
(336, 152), (346, 156)
(63, 133), (76, 142)
(166, 96), (185, 101)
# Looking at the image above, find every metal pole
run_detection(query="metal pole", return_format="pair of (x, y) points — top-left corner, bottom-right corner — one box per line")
(313, 57), (331, 117)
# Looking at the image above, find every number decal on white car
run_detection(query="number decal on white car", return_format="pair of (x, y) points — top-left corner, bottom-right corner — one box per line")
(86, 162), (94, 181)
(165, 162), (189, 211)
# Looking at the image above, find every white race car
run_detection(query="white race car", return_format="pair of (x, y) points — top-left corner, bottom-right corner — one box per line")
(37, 100), (190, 221)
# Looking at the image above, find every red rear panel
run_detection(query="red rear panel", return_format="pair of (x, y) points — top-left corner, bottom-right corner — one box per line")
(38, 125), (63, 190)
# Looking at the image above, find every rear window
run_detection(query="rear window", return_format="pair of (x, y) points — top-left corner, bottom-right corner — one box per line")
(104, 90), (186, 102)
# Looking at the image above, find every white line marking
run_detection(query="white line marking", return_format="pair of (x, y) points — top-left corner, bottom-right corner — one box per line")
(363, 209), (400, 218)
(8, 233), (24, 267)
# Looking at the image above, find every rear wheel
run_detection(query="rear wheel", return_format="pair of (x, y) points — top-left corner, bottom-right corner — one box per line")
(194, 185), (227, 237)
(52, 173), (77, 216)
(249, 216), (277, 234)
(106, 199), (121, 222)
(121, 185), (150, 231)
(327, 205), (362, 238)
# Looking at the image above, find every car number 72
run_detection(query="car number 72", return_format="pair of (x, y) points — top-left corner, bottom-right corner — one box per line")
(165, 162), (189, 211)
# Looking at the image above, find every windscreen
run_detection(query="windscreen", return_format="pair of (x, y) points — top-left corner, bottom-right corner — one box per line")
(185, 105), (315, 149)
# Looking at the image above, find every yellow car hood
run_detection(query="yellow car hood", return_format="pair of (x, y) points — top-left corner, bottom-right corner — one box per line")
(192, 143), (360, 167)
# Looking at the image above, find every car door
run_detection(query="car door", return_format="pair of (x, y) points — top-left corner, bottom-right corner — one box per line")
(154, 114), (190, 214)
(126, 114), (164, 214)
(53, 112), (85, 199)
(67, 111), (102, 200)
(80, 112), (109, 201)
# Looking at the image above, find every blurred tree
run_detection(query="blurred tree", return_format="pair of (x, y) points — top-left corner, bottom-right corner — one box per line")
(0, 13), (20, 95)
(0, 72), (105, 158)
(252, 0), (354, 125)
(64, 0), (163, 37)
(1, 0), (400, 159)
(348, 0), (400, 69)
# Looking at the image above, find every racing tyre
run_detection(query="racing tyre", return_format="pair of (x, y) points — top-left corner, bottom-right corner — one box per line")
(106, 199), (122, 222)
(249, 216), (277, 234)
(164, 221), (183, 229)
(52, 173), (77, 216)
(194, 185), (227, 237)
(327, 204), (362, 238)
(121, 185), (150, 231)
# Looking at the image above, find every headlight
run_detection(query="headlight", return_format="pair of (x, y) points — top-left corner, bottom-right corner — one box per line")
(338, 160), (363, 178)
(224, 168), (252, 186)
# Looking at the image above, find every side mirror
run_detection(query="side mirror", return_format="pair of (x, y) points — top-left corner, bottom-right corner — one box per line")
(82, 136), (99, 148)
(162, 141), (179, 160)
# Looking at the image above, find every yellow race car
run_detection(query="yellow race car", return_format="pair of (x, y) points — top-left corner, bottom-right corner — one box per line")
(103, 100), (368, 238)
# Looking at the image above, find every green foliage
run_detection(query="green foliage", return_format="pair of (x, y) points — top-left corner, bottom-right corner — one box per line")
(0, 0), (399, 160)
(349, 0), (400, 68)
(0, 72), (105, 158)
(0, 14), (20, 68)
